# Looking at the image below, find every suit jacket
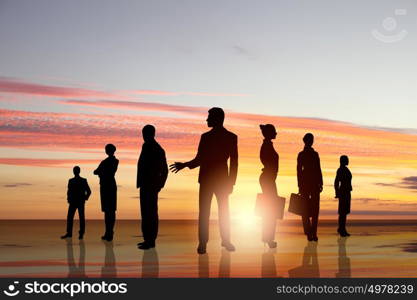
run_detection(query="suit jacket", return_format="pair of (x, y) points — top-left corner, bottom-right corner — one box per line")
(94, 156), (119, 211)
(297, 146), (323, 192)
(137, 140), (168, 190)
(188, 127), (238, 185)
(67, 176), (91, 204)
(94, 156), (119, 186)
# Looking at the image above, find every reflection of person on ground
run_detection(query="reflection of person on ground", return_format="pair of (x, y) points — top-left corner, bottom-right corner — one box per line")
(297, 133), (323, 242)
(261, 248), (277, 278)
(259, 124), (279, 248)
(198, 254), (209, 278)
(61, 166), (91, 240)
(94, 144), (119, 242)
(218, 249), (231, 277)
(137, 125), (168, 250)
(288, 242), (320, 278)
(66, 239), (86, 277)
(301, 242), (320, 277)
(101, 241), (117, 278)
(336, 237), (351, 278)
(170, 107), (238, 254)
(334, 155), (352, 237)
(142, 248), (159, 278)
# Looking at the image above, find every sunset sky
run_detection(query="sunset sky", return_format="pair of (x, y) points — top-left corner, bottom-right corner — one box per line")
(0, 0), (416, 220)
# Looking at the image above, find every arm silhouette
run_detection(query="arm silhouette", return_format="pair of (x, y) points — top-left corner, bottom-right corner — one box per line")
(84, 179), (91, 200)
(317, 153), (323, 192)
(159, 149), (168, 189)
(334, 169), (341, 198)
(93, 162), (102, 176)
(170, 135), (204, 173)
(228, 135), (238, 189)
(296, 153), (302, 193)
(67, 180), (71, 203)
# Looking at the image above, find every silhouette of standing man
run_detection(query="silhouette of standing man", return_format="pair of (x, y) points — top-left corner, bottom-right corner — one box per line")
(94, 144), (119, 241)
(61, 166), (91, 240)
(137, 125), (168, 250)
(170, 107), (238, 254)
(297, 133), (323, 242)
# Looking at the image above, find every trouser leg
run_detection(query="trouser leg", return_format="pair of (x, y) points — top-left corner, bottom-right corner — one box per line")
(263, 216), (276, 242)
(216, 190), (231, 243)
(198, 184), (213, 244)
(338, 214), (346, 232)
(105, 211), (115, 237)
(78, 204), (85, 235)
(302, 216), (311, 235)
(260, 175), (278, 243)
(66, 204), (77, 235)
(140, 189), (149, 242)
(310, 191), (320, 236)
(149, 190), (159, 242)
(140, 188), (159, 243)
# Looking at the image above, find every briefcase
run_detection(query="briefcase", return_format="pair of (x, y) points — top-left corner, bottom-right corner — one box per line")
(288, 193), (305, 216)
(255, 193), (286, 220)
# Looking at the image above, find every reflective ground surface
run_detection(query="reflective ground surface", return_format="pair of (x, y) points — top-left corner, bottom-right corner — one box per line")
(1, 220), (417, 277)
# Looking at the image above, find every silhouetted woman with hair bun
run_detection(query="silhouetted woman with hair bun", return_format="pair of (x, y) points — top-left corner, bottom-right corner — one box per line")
(259, 124), (279, 248)
(94, 143), (119, 241)
(334, 155), (352, 237)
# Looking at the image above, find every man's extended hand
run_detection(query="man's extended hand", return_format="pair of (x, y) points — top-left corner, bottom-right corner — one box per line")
(169, 162), (187, 173)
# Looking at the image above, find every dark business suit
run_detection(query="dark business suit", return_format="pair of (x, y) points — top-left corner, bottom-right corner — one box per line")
(189, 127), (238, 244)
(137, 140), (168, 244)
(334, 166), (352, 232)
(94, 156), (119, 238)
(66, 176), (91, 236)
(297, 146), (323, 237)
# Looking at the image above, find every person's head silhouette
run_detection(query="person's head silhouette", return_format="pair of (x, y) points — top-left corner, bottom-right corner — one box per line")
(260, 124), (277, 140)
(105, 144), (116, 156)
(206, 107), (225, 128)
(303, 133), (314, 147)
(142, 124), (156, 143)
(340, 155), (349, 166)
(73, 166), (81, 176)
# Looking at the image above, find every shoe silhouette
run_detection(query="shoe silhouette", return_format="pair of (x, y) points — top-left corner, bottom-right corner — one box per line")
(312, 236), (318, 242)
(138, 242), (155, 250)
(197, 243), (207, 254)
(221, 241), (236, 252)
(61, 234), (72, 239)
(101, 235), (113, 242)
(78, 233), (83, 240)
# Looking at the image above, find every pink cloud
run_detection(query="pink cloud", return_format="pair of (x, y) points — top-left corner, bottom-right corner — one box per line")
(0, 77), (133, 100)
(130, 90), (250, 97)
(59, 99), (207, 115)
(0, 157), (137, 167)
